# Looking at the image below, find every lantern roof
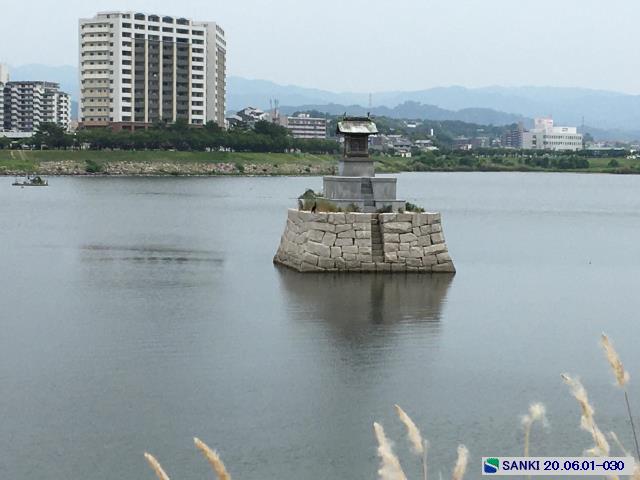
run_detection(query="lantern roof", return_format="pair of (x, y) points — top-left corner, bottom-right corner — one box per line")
(336, 116), (378, 135)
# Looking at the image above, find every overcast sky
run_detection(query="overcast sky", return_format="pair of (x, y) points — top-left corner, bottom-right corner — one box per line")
(2, 0), (639, 93)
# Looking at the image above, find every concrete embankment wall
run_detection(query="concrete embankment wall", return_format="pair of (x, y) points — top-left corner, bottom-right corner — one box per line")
(274, 209), (455, 273)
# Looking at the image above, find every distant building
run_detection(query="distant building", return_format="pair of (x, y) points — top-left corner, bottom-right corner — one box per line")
(471, 136), (490, 149)
(453, 137), (473, 150)
(390, 136), (413, 156)
(414, 139), (438, 152)
(228, 106), (270, 128)
(0, 64), (9, 84)
(369, 134), (413, 155)
(522, 117), (583, 151)
(502, 124), (524, 148)
(0, 91), (4, 133)
(281, 113), (327, 139)
(0, 64), (8, 132)
(78, 11), (227, 129)
(2, 81), (70, 133)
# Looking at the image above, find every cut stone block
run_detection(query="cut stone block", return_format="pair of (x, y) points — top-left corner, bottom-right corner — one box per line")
(322, 232), (337, 246)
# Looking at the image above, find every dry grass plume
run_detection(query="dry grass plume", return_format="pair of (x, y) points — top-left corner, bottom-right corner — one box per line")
(600, 333), (640, 462)
(394, 404), (428, 480)
(561, 374), (610, 456)
(394, 404), (425, 455)
(373, 422), (408, 480)
(521, 402), (547, 457)
(601, 334), (629, 388)
(144, 452), (171, 480)
(451, 445), (469, 480)
(194, 437), (232, 480)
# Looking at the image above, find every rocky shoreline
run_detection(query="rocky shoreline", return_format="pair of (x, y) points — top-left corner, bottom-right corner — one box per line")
(0, 160), (337, 176)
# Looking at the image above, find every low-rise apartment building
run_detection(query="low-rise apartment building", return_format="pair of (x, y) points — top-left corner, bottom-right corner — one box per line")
(0, 85), (4, 132)
(2, 81), (70, 133)
(0, 64), (8, 131)
(281, 113), (327, 139)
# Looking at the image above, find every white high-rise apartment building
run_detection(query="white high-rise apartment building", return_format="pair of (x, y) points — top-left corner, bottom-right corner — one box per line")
(2, 81), (70, 133)
(0, 91), (4, 133)
(0, 64), (8, 132)
(522, 117), (583, 151)
(79, 11), (227, 129)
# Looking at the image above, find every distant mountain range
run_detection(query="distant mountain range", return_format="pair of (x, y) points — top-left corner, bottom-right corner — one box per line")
(6, 65), (640, 140)
(228, 77), (640, 140)
(277, 102), (527, 126)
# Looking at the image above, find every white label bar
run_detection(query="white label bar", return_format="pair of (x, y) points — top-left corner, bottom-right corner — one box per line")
(481, 457), (635, 476)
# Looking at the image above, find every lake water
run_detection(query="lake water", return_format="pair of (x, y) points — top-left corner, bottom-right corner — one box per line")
(1, 172), (640, 480)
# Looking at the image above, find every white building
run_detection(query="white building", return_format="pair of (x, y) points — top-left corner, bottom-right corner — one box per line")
(0, 64), (7, 132)
(78, 11), (226, 129)
(281, 113), (327, 139)
(522, 117), (583, 151)
(0, 64), (9, 84)
(0, 90), (4, 133)
(2, 81), (70, 133)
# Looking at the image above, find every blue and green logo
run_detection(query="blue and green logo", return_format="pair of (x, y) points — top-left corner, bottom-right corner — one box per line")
(484, 458), (499, 474)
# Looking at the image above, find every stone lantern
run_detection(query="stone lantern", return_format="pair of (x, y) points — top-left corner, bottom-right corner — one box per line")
(322, 116), (405, 212)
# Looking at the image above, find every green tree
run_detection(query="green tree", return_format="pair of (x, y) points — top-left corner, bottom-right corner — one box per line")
(254, 120), (289, 137)
(33, 122), (72, 149)
(204, 121), (222, 133)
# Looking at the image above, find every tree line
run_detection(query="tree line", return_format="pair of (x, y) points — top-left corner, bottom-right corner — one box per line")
(0, 120), (341, 154)
(407, 150), (591, 170)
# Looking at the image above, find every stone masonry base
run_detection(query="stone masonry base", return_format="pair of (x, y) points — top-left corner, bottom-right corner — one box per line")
(273, 209), (455, 273)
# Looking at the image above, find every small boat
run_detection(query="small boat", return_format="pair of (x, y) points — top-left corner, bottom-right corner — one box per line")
(12, 175), (48, 187)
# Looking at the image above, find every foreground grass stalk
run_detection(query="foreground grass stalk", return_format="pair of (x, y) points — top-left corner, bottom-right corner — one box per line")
(422, 441), (428, 480)
(624, 391), (640, 460)
(394, 404), (427, 480)
(194, 437), (232, 480)
(601, 333), (640, 460)
(521, 403), (546, 457)
(609, 431), (630, 457)
(451, 445), (469, 480)
(373, 422), (408, 480)
(561, 374), (610, 456)
(144, 452), (171, 480)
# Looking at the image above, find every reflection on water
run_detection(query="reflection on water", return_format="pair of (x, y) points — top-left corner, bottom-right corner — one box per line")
(80, 243), (225, 264)
(277, 267), (453, 337)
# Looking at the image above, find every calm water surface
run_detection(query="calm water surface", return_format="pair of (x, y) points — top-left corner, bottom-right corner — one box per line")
(1, 172), (640, 480)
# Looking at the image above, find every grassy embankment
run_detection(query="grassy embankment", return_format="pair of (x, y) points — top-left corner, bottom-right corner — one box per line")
(0, 150), (339, 176)
(377, 154), (640, 174)
(0, 149), (638, 175)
